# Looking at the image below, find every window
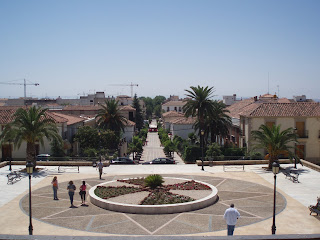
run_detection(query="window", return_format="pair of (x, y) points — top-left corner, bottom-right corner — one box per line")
(174, 107), (177, 111)
(167, 107), (169, 112)
(266, 121), (275, 128)
(296, 122), (307, 138)
(179, 107), (181, 112)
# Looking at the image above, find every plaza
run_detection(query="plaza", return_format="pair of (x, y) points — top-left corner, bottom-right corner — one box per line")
(0, 133), (320, 239)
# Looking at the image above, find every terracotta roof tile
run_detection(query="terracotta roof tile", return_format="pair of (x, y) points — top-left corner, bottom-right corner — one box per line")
(119, 105), (135, 111)
(242, 102), (320, 117)
(50, 112), (85, 125)
(171, 117), (196, 125)
(162, 111), (184, 117)
(0, 106), (67, 124)
(162, 100), (186, 107)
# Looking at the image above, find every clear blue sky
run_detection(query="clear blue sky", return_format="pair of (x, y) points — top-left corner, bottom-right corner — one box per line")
(0, 0), (319, 100)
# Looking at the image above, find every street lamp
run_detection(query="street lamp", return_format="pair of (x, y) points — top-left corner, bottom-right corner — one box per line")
(26, 161), (34, 235)
(271, 161), (280, 235)
(201, 130), (205, 171)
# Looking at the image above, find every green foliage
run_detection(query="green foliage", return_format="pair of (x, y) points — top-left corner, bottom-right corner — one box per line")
(251, 124), (299, 168)
(249, 151), (263, 160)
(222, 147), (245, 156)
(158, 127), (170, 144)
(83, 148), (97, 157)
(206, 143), (223, 158)
(138, 127), (148, 139)
(74, 126), (119, 155)
(132, 94), (144, 130)
(144, 174), (164, 189)
(187, 132), (198, 145)
(183, 146), (202, 163)
(128, 136), (143, 155)
(140, 96), (165, 119)
(96, 99), (127, 135)
(50, 138), (65, 157)
(0, 106), (62, 166)
(163, 140), (176, 154)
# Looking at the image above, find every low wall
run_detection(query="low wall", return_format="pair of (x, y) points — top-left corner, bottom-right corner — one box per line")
(0, 161), (109, 167)
(196, 159), (291, 166)
(301, 159), (320, 172)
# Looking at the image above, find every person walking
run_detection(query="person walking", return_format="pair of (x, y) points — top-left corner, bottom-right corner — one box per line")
(79, 180), (87, 205)
(51, 176), (59, 200)
(223, 203), (240, 236)
(67, 180), (76, 208)
(97, 160), (103, 179)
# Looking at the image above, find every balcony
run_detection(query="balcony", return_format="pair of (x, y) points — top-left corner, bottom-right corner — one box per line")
(296, 130), (308, 138)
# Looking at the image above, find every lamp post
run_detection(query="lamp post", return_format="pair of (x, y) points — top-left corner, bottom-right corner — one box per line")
(271, 161), (280, 235)
(201, 130), (205, 171)
(26, 161), (34, 235)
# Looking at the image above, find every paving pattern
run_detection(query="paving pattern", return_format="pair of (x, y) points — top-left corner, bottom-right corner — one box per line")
(20, 174), (286, 236)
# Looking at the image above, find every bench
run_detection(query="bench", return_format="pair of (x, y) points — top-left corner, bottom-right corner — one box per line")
(223, 165), (244, 172)
(7, 171), (22, 184)
(309, 207), (320, 216)
(282, 169), (299, 183)
(58, 166), (79, 173)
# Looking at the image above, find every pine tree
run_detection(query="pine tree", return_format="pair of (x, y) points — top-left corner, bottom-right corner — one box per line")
(132, 94), (144, 130)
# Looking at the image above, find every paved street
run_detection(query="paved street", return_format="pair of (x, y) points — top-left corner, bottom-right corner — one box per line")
(0, 131), (320, 238)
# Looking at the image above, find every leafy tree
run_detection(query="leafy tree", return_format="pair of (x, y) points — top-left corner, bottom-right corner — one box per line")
(251, 124), (299, 169)
(206, 143), (223, 159)
(74, 126), (119, 155)
(163, 140), (176, 155)
(132, 94), (144, 130)
(153, 95), (166, 106)
(153, 105), (162, 118)
(141, 97), (153, 119)
(0, 106), (62, 167)
(50, 138), (65, 157)
(96, 99), (127, 136)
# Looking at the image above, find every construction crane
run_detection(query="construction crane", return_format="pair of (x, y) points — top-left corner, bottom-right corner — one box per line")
(108, 82), (138, 98)
(0, 79), (39, 98)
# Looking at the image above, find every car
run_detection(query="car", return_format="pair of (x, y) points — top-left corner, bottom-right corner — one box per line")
(110, 157), (136, 164)
(142, 158), (175, 165)
(36, 154), (50, 161)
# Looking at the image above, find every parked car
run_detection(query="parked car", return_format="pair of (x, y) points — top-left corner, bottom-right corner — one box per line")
(36, 154), (50, 161)
(110, 157), (136, 164)
(142, 158), (175, 165)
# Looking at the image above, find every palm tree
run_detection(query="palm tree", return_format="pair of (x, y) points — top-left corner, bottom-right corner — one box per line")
(0, 106), (62, 167)
(208, 101), (232, 143)
(96, 99), (127, 136)
(251, 124), (299, 169)
(183, 86), (215, 136)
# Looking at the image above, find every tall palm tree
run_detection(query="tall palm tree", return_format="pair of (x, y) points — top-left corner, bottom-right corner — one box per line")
(208, 101), (232, 143)
(96, 99), (127, 135)
(183, 86), (215, 136)
(251, 124), (299, 169)
(0, 106), (62, 167)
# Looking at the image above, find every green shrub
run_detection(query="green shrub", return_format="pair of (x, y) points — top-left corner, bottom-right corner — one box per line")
(183, 146), (202, 163)
(222, 147), (245, 156)
(83, 148), (97, 157)
(145, 174), (164, 189)
(250, 151), (263, 160)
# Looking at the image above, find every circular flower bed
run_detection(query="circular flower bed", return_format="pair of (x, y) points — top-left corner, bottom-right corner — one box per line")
(95, 177), (210, 205)
(89, 176), (218, 214)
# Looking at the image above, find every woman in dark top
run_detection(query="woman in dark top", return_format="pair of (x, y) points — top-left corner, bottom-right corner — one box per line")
(79, 180), (87, 205)
(67, 180), (76, 207)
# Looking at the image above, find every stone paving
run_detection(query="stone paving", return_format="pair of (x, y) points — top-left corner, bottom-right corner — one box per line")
(20, 174), (286, 236)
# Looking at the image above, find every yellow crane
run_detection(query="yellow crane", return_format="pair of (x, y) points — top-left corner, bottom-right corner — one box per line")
(0, 79), (39, 98)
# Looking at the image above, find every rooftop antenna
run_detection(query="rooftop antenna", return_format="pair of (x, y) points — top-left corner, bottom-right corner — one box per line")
(268, 72), (269, 94)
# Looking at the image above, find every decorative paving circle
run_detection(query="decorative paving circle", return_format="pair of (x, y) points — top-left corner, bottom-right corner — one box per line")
(90, 177), (218, 214)
(20, 175), (286, 235)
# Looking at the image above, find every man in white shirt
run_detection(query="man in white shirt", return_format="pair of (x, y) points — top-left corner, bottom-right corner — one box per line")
(97, 160), (103, 179)
(223, 203), (240, 236)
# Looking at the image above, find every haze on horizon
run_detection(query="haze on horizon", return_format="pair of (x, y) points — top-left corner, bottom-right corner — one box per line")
(0, 0), (319, 100)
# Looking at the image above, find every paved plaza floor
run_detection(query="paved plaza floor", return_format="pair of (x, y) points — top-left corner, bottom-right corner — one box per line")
(0, 131), (320, 237)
